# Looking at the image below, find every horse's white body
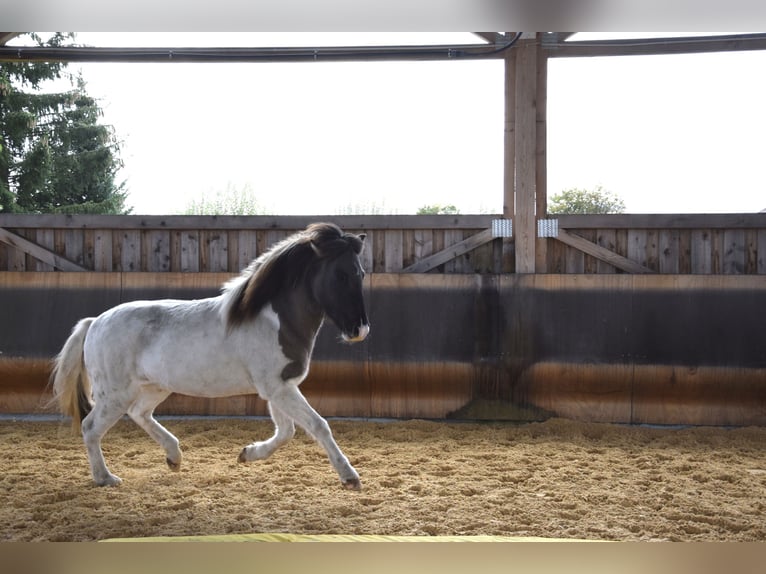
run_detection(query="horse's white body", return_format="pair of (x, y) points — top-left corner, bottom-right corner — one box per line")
(52, 223), (368, 489)
(86, 298), (289, 399)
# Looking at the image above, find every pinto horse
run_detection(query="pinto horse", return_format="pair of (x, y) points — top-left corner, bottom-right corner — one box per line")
(51, 222), (370, 489)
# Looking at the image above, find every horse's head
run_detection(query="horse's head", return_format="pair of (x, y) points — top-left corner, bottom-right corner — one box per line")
(307, 223), (370, 343)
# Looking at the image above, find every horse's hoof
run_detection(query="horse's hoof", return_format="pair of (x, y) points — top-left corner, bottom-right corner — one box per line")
(96, 474), (122, 487)
(342, 477), (362, 491)
(166, 457), (181, 471)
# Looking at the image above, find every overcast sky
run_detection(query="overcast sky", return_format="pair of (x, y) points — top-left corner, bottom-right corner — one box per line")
(11, 32), (766, 214)
(547, 38), (766, 214)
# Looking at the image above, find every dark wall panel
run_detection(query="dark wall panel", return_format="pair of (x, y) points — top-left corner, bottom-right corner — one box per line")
(2, 272), (765, 425)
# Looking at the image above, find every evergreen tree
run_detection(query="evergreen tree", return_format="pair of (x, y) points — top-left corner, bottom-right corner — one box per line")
(0, 33), (129, 213)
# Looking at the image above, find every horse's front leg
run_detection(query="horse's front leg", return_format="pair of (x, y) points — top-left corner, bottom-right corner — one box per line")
(238, 402), (295, 462)
(265, 385), (361, 490)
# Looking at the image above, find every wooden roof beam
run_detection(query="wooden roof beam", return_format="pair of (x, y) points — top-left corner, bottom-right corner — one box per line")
(473, 33), (520, 45)
(543, 32), (766, 58)
(0, 32), (21, 46)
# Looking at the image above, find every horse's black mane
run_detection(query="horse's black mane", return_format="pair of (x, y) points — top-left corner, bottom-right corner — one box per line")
(223, 222), (363, 328)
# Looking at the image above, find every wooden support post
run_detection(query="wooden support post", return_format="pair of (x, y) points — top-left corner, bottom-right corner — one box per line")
(503, 45), (516, 219)
(535, 45), (549, 272)
(512, 38), (539, 273)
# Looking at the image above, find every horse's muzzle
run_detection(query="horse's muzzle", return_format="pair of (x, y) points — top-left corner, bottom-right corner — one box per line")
(342, 323), (370, 343)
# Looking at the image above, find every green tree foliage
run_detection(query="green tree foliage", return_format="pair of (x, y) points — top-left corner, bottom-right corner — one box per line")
(548, 185), (626, 215)
(417, 204), (460, 215)
(0, 33), (129, 214)
(182, 182), (269, 215)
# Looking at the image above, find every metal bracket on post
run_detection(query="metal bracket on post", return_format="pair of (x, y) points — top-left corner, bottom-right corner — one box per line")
(537, 218), (559, 238)
(491, 219), (513, 238)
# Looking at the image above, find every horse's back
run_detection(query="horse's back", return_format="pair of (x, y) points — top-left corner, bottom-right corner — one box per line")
(88, 298), (219, 349)
(83, 297), (287, 398)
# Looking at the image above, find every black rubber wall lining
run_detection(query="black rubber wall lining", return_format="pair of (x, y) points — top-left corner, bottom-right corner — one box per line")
(510, 289), (766, 369)
(2, 275), (765, 372)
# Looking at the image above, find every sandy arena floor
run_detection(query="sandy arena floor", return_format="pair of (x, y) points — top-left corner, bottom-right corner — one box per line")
(1, 417), (765, 542)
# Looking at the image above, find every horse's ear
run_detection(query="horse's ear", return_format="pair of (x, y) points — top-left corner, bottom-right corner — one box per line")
(358, 233), (366, 243)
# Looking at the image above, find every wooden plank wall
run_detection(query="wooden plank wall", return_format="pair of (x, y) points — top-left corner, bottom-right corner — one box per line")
(0, 214), (508, 274)
(545, 213), (766, 274)
(2, 213), (766, 275)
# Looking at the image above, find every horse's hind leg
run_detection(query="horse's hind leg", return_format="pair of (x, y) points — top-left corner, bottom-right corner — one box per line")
(238, 402), (295, 462)
(82, 399), (129, 487)
(126, 387), (181, 471)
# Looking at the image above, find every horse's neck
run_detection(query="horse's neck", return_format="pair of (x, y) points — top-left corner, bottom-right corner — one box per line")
(270, 286), (324, 351)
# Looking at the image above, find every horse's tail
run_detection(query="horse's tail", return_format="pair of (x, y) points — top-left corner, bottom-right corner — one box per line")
(50, 318), (95, 434)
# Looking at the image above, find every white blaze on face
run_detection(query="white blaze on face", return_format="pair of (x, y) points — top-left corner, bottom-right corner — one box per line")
(342, 323), (370, 343)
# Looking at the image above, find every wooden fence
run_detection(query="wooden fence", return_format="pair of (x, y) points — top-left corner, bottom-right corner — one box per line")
(1, 213), (766, 274)
(545, 213), (766, 274)
(0, 214), (510, 274)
